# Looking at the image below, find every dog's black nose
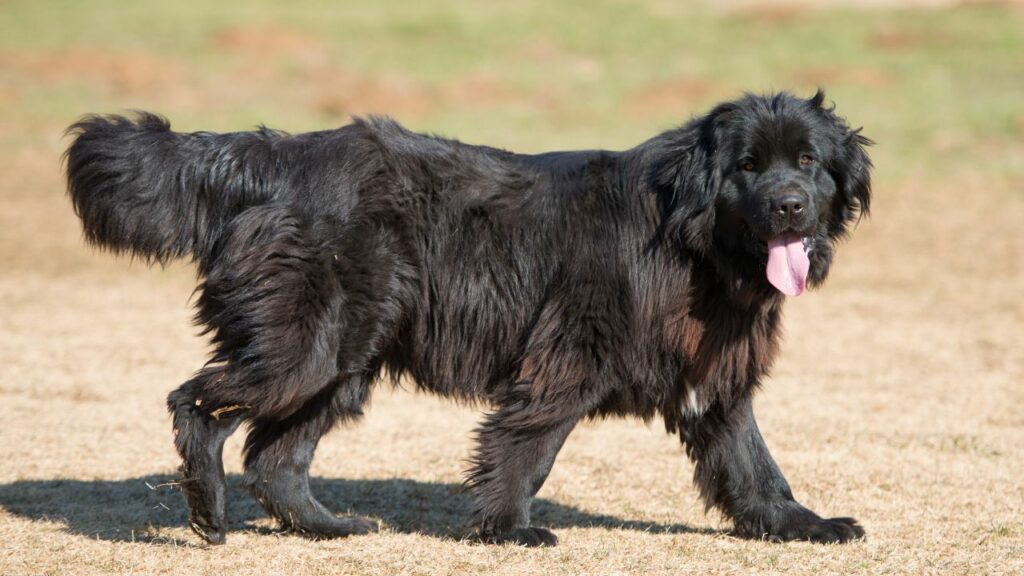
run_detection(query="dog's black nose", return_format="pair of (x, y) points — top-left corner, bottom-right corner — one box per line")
(771, 194), (806, 217)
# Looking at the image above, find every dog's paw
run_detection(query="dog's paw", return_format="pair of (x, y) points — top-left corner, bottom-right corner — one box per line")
(481, 527), (558, 547)
(344, 512), (380, 537)
(294, 514), (379, 539)
(181, 477), (228, 545)
(736, 504), (865, 544)
(332, 515), (381, 537)
(766, 515), (864, 544)
(188, 519), (227, 545)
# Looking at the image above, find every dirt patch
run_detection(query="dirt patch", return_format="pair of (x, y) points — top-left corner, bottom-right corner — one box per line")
(311, 71), (565, 121)
(791, 66), (894, 88)
(867, 27), (923, 51)
(0, 85), (18, 108)
(311, 70), (435, 120)
(214, 24), (330, 86)
(624, 78), (717, 118)
(212, 24), (325, 60)
(0, 46), (186, 95)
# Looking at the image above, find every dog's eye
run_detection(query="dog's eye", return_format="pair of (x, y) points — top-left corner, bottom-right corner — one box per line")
(739, 159), (756, 172)
(799, 154), (814, 167)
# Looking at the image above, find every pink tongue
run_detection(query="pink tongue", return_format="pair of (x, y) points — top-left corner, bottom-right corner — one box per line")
(766, 233), (809, 296)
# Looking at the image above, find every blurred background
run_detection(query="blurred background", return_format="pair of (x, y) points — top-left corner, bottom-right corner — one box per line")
(0, 1), (1021, 575)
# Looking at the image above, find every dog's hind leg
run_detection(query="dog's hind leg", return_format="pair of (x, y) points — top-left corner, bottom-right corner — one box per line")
(242, 377), (378, 538)
(173, 203), (354, 543)
(167, 374), (244, 545)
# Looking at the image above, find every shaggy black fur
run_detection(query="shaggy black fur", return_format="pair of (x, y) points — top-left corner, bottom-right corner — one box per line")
(64, 90), (871, 547)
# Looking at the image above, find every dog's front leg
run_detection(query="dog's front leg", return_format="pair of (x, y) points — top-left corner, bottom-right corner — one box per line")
(466, 403), (577, 547)
(680, 393), (865, 543)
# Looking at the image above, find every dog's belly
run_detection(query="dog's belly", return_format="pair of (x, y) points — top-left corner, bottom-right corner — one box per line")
(396, 291), (535, 402)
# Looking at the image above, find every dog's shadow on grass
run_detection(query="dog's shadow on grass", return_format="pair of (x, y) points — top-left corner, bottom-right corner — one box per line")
(0, 474), (715, 545)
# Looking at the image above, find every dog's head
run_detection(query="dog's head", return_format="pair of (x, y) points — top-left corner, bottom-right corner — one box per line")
(650, 90), (872, 296)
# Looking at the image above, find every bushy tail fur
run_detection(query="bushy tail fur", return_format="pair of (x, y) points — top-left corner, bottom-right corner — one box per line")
(64, 113), (279, 263)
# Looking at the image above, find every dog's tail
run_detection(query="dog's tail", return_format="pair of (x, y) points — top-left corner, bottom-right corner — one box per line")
(64, 113), (279, 263)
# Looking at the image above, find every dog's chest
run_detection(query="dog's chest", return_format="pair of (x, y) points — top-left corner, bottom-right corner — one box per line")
(667, 300), (783, 407)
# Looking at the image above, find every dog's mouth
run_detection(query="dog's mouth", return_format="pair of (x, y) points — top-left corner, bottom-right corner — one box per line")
(739, 221), (816, 296)
(764, 233), (813, 296)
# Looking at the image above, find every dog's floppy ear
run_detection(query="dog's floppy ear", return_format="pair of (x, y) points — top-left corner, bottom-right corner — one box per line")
(650, 103), (734, 254)
(836, 129), (873, 220)
(811, 90), (873, 221)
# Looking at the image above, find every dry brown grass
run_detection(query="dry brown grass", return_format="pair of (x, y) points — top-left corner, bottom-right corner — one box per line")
(2, 1), (1024, 574)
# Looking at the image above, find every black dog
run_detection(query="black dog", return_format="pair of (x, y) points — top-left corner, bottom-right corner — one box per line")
(64, 90), (871, 547)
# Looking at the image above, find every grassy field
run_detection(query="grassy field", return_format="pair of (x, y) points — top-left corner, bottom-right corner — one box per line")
(1, 0), (1023, 574)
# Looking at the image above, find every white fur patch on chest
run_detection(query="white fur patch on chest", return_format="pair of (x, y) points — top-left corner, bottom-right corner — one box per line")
(683, 386), (705, 417)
